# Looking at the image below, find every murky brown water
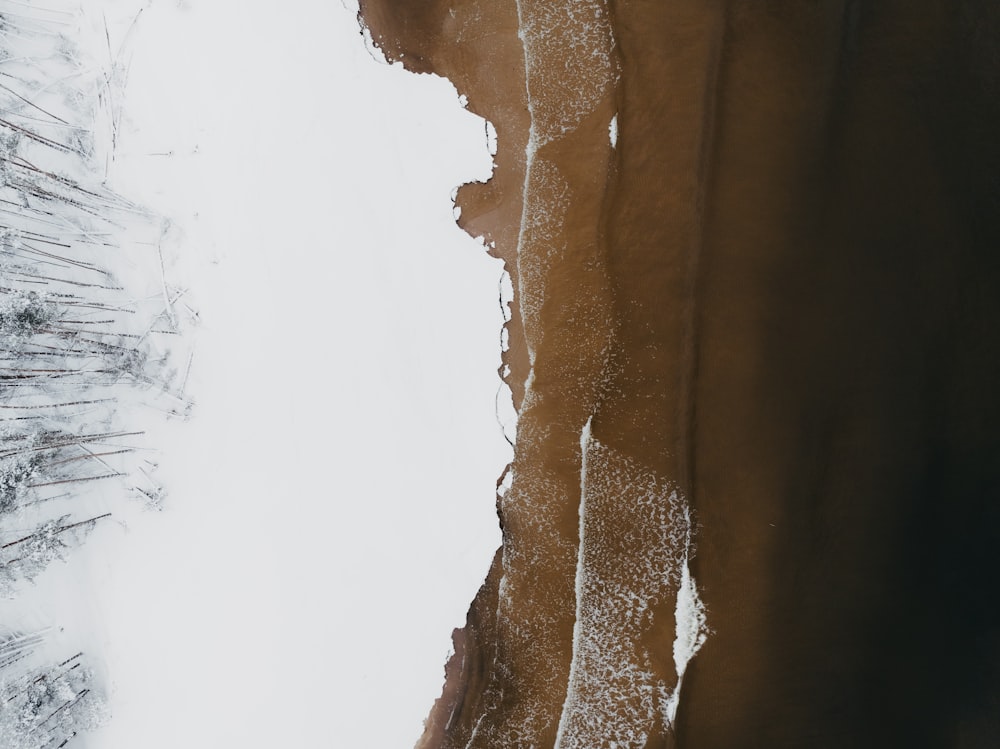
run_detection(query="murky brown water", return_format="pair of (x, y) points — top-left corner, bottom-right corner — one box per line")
(358, 2), (1000, 747)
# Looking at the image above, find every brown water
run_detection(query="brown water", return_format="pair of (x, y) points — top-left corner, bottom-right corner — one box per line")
(357, 2), (1000, 747)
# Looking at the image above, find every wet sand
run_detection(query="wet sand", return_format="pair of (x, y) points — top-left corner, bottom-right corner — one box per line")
(358, 2), (1000, 747)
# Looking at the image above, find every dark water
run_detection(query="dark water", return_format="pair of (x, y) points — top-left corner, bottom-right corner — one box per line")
(359, 1), (1000, 747)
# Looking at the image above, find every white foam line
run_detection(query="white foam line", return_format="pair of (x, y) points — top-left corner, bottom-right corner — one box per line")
(476, 9), (535, 734)
(463, 712), (487, 749)
(552, 415), (593, 749)
(513, 0), (538, 372)
(661, 513), (710, 728)
(674, 526), (708, 680)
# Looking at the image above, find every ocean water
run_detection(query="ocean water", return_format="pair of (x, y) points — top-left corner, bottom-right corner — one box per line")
(360, 1), (1000, 747)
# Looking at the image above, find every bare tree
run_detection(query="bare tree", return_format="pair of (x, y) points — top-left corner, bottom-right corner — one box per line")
(0, 6), (195, 746)
(0, 639), (107, 749)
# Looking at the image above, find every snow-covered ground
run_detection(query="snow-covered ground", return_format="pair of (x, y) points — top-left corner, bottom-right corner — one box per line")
(6, 1), (509, 747)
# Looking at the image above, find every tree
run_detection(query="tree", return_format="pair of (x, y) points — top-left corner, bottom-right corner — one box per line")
(0, 647), (107, 749)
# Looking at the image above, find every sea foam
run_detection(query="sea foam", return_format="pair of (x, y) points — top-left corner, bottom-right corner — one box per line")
(555, 422), (709, 747)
